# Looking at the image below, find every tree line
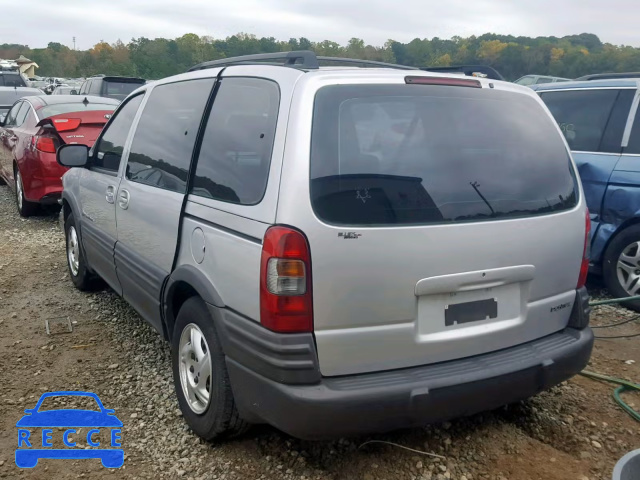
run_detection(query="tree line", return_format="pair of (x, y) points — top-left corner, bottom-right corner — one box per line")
(2, 32), (640, 81)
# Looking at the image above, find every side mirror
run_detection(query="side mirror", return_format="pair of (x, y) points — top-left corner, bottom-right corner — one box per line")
(57, 144), (89, 168)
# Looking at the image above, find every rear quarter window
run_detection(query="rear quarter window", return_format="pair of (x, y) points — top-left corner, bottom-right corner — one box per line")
(310, 84), (578, 226)
(191, 77), (280, 205)
(539, 89), (629, 152)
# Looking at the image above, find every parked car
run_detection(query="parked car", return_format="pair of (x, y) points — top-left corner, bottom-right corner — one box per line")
(78, 76), (146, 101)
(0, 86), (42, 121)
(0, 70), (28, 87)
(515, 74), (572, 86)
(52, 85), (78, 95)
(29, 80), (48, 91)
(0, 95), (118, 216)
(532, 79), (640, 310)
(58, 51), (592, 440)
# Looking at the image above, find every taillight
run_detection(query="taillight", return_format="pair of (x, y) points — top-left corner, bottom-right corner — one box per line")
(577, 210), (591, 289)
(35, 136), (59, 153)
(405, 76), (482, 88)
(52, 118), (81, 132)
(260, 226), (313, 333)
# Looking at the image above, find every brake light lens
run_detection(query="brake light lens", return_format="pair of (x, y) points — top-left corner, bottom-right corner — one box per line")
(577, 210), (591, 289)
(405, 76), (482, 88)
(52, 118), (81, 132)
(35, 136), (58, 153)
(260, 226), (313, 333)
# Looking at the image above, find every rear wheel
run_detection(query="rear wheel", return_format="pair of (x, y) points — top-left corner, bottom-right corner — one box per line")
(603, 224), (640, 312)
(15, 170), (38, 217)
(171, 297), (249, 440)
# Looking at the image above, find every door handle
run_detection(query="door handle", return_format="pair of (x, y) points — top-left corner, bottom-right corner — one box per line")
(118, 189), (130, 210)
(105, 185), (115, 204)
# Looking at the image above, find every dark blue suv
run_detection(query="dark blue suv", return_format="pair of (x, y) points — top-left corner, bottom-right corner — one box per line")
(533, 79), (640, 309)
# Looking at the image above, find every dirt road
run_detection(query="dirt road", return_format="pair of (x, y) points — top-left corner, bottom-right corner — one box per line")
(0, 184), (638, 480)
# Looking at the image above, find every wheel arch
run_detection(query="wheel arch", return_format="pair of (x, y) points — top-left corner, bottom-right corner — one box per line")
(61, 191), (83, 232)
(163, 265), (225, 341)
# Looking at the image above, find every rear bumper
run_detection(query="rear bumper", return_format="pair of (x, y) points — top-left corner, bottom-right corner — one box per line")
(227, 327), (593, 439)
(20, 155), (66, 203)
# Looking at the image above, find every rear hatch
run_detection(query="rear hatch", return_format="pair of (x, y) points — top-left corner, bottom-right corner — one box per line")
(299, 80), (586, 377)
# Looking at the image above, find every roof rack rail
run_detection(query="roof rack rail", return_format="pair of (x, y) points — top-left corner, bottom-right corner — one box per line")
(421, 65), (505, 81)
(576, 72), (640, 81)
(316, 56), (417, 70)
(188, 50), (418, 72)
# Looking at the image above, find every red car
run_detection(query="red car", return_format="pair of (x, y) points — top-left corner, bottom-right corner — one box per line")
(0, 95), (119, 216)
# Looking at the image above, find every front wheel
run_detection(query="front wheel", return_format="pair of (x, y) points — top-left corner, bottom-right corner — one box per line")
(603, 224), (640, 312)
(65, 213), (92, 291)
(15, 170), (38, 217)
(171, 297), (249, 440)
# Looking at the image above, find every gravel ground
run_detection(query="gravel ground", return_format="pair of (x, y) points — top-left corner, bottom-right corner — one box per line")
(0, 183), (639, 480)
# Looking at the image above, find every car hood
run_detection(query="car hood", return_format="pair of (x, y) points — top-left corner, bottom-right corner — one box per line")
(16, 410), (123, 427)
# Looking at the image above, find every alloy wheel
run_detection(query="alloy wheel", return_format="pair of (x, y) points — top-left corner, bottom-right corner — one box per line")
(178, 323), (212, 414)
(67, 226), (80, 277)
(616, 241), (640, 296)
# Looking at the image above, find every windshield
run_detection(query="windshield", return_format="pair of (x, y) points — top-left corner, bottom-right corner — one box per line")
(38, 103), (116, 119)
(310, 84), (578, 226)
(37, 395), (101, 412)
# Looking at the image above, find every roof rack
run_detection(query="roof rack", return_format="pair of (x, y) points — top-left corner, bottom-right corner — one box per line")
(576, 72), (640, 81)
(189, 50), (417, 72)
(421, 65), (505, 81)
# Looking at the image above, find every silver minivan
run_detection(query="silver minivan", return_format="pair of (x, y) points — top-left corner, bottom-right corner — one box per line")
(58, 51), (593, 440)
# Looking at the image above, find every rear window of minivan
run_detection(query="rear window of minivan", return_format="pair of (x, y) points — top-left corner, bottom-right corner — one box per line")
(310, 84), (578, 226)
(102, 80), (144, 100)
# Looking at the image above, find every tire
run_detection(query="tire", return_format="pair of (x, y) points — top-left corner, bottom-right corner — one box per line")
(65, 213), (92, 291)
(171, 297), (250, 440)
(603, 224), (640, 312)
(15, 170), (38, 217)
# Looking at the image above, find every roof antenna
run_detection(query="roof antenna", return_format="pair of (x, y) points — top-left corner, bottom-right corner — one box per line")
(82, 97), (89, 106)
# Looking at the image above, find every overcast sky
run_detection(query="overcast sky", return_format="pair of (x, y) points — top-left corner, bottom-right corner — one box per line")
(8, 0), (639, 49)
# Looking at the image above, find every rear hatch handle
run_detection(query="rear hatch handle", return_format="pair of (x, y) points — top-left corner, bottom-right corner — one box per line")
(415, 265), (536, 297)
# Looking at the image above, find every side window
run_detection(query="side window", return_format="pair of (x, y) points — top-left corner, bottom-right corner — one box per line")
(535, 77), (553, 84)
(3, 102), (22, 127)
(79, 80), (88, 94)
(14, 102), (31, 127)
(192, 77), (280, 205)
(540, 89), (620, 152)
(126, 79), (215, 193)
(601, 90), (634, 153)
(625, 103), (640, 154)
(92, 94), (144, 172)
(90, 80), (101, 95)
